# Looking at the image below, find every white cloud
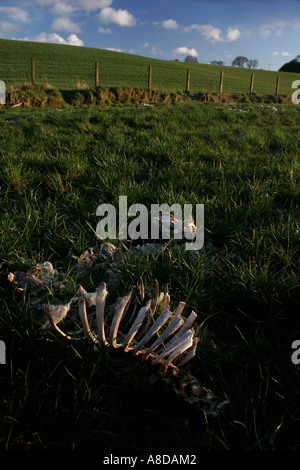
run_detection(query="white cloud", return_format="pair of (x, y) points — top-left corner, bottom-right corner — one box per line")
(224, 50), (232, 58)
(258, 17), (300, 38)
(272, 51), (291, 57)
(98, 7), (137, 27)
(184, 23), (240, 43)
(197, 25), (224, 42)
(18, 32), (84, 46)
(143, 41), (149, 48)
(172, 46), (198, 57)
(51, 17), (81, 33)
(259, 26), (272, 37)
(0, 21), (21, 36)
(226, 27), (240, 41)
(185, 24), (224, 42)
(259, 24), (283, 37)
(76, 0), (112, 11)
(0, 6), (29, 22)
(51, 3), (79, 16)
(105, 47), (123, 52)
(35, 0), (61, 5)
(67, 33), (84, 45)
(161, 19), (179, 30)
(151, 47), (164, 55)
(98, 26), (112, 34)
(36, 0), (112, 12)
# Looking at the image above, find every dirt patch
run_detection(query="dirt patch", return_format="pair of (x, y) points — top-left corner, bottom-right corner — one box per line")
(4, 83), (64, 107)
(1, 83), (293, 108)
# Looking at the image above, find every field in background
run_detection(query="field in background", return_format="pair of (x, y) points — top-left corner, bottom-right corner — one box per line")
(0, 38), (299, 96)
(0, 102), (299, 451)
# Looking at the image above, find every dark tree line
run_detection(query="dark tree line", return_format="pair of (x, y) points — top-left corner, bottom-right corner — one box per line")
(210, 57), (258, 68)
(231, 56), (258, 68)
(184, 55), (198, 63)
(210, 60), (224, 66)
(182, 53), (300, 73)
(279, 55), (300, 73)
(183, 55), (259, 69)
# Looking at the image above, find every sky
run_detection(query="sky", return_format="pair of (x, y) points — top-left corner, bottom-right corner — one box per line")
(0, 0), (300, 70)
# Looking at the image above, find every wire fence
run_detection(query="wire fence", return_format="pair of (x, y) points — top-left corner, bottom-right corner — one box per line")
(0, 58), (295, 96)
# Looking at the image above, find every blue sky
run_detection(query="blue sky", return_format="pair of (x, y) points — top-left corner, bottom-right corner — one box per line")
(0, 0), (299, 70)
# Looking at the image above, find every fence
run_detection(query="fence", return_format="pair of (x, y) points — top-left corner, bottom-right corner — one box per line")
(0, 57), (290, 96)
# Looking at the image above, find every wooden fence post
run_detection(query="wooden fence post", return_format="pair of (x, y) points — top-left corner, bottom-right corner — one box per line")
(275, 75), (280, 95)
(250, 73), (254, 93)
(219, 71), (224, 94)
(148, 65), (152, 88)
(186, 67), (191, 92)
(95, 61), (99, 87)
(31, 58), (35, 85)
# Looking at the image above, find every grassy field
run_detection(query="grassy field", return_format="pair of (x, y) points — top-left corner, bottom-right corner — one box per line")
(0, 101), (299, 452)
(1, 38), (299, 96)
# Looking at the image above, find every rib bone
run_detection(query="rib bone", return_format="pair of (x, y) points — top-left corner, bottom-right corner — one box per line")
(176, 337), (199, 367)
(146, 316), (184, 356)
(133, 294), (172, 353)
(109, 292), (132, 348)
(78, 286), (98, 344)
(159, 311), (197, 353)
(96, 283), (108, 346)
(8, 256), (227, 417)
(152, 329), (194, 364)
(122, 300), (152, 352)
(164, 333), (195, 366)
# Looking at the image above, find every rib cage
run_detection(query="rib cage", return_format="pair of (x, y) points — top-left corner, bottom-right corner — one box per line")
(8, 261), (227, 417)
(47, 279), (198, 369)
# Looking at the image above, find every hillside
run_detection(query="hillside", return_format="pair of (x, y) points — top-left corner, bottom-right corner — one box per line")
(0, 38), (299, 96)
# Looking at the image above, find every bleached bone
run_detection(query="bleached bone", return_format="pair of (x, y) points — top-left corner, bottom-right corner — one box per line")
(119, 287), (134, 324)
(146, 300), (187, 356)
(177, 337), (199, 367)
(134, 280), (160, 339)
(78, 286), (98, 344)
(173, 301), (186, 318)
(109, 292), (132, 348)
(133, 294), (172, 353)
(47, 308), (73, 341)
(95, 283), (108, 346)
(122, 300), (152, 352)
(164, 332), (195, 366)
(43, 284), (198, 370)
(145, 316), (184, 356)
(8, 261), (227, 416)
(152, 329), (194, 364)
(159, 311), (197, 353)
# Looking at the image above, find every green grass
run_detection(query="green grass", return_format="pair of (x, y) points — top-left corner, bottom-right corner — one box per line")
(1, 38), (300, 96)
(0, 102), (299, 451)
